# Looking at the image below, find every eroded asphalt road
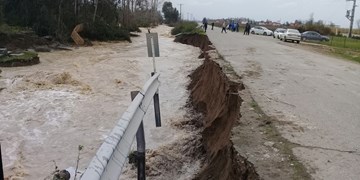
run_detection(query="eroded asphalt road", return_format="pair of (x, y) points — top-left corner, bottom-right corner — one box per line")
(207, 29), (360, 180)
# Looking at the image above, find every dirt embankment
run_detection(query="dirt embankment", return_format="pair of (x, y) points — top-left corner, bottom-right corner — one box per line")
(174, 34), (214, 51)
(0, 32), (73, 52)
(0, 32), (49, 51)
(0, 56), (40, 67)
(176, 34), (259, 179)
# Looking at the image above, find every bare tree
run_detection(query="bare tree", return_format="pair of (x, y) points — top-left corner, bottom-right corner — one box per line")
(58, 0), (64, 30)
(131, 0), (135, 12)
(75, 0), (77, 16)
(93, 0), (98, 22)
(306, 13), (314, 25)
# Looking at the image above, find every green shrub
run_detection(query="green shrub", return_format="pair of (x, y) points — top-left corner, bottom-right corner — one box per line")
(126, 23), (141, 33)
(0, 24), (31, 34)
(171, 21), (202, 35)
(81, 19), (131, 42)
(0, 51), (38, 62)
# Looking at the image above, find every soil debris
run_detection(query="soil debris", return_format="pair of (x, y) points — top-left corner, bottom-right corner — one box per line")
(0, 32), (72, 52)
(121, 124), (204, 180)
(0, 32), (49, 51)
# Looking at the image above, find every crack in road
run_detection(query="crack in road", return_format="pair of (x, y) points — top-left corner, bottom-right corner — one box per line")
(263, 94), (297, 108)
(292, 142), (360, 155)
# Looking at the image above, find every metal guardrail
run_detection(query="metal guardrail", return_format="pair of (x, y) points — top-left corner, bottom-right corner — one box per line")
(0, 143), (4, 180)
(81, 73), (161, 180)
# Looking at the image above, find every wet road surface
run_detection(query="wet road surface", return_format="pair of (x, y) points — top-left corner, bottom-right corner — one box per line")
(207, 28), (360, 180)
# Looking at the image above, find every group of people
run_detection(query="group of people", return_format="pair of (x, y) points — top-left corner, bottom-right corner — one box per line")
(202, 18), (233, 33)
(202, 18), (252, 35)
(227, 21), (240, 32)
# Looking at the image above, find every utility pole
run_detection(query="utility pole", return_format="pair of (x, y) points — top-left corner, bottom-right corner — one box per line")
(346, 0), (357, 37)
(179, 4), (183, 21)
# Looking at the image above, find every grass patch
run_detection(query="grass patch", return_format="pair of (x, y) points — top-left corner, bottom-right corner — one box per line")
(331, 48), (360, 63)
(306, 36), (360, 63)
(0, 24), (32, 34)
(250, 101), (259, 109)
(322, 36), (360, 50)
(325, 37), (360, 63)
(0, 51), (38, 63)
(171, 21), (205, 35)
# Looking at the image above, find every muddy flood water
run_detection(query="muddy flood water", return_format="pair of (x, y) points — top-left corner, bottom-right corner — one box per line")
(0, 26), (202, 179)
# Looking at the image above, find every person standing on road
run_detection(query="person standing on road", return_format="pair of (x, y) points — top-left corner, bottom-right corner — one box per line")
(244, 22), (248, 35)
(202, 17), (208, 32)
(211, 22), (215, 30)
(221, 20), (227, 33)
(244, 22), (251, 35)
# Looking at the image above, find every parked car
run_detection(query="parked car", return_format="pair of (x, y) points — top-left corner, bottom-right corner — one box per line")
(301, 31), (330, 41)
(250, 26), (273, 36)
(279, 29), (301, 43)
(273, 28), (286, 39)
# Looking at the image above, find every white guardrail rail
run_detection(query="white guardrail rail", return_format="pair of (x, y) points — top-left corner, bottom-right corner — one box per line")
(81, 73), (161, 180)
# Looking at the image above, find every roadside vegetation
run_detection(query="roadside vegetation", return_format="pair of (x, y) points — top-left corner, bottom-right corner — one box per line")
(0, 51), (37, 63)
(0, 0), (163, 42)
(331, 47), (360, 63)
(0, 24), (31, 34)
(323, 37), (360, 63)
(171, 21), (204, 35)
(160, 2), (204, 36)
(304, 36), (360, 63)
(325, 36), (360, 49)
(284, 16), (360, 63)
(162, 1), (179, 25)
(0, 51), (39, 67)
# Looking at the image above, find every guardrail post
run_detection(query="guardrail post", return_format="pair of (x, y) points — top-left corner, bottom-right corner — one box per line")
(151, 72), (161, 127)
(131, 91), (146, 180)
(0, 143), (4, 180)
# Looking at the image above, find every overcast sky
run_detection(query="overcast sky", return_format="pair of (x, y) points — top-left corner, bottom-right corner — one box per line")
(166, 0), (359, 28)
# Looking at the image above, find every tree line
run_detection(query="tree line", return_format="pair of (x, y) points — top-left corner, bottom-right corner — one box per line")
(0, 0), (164, 41)
(161, 1), (179, 25)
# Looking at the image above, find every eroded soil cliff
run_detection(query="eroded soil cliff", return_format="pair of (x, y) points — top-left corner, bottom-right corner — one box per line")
(176, 33), (259, 180)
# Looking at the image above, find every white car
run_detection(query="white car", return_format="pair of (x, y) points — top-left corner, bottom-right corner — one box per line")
(279, 29), (301, 43)
(273, 28), (286, 39)
(250, 26), (273, 36)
